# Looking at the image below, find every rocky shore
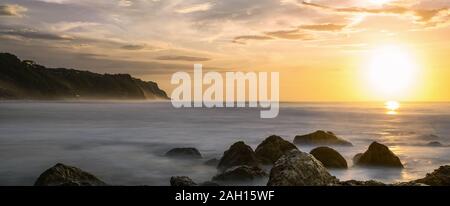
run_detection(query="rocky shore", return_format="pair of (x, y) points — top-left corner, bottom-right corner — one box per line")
(32, 131), (450, 186)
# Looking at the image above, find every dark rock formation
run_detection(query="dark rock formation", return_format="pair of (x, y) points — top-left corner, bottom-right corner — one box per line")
(293, 130), (352, 146)
(204, 158), (220, 167)
(354, 142), (403, 168)
(353, 153), (363, 164)
(213, 166), (267, 182)
(426, 141), (444, 147)
(170, 176), (198, 186)
(255, 135), (298, 164)
(34, 163), (106, 186)
(338, 180), (386, 186)
(267, 150), (338, 186)
(199, 181), (220, 186)
(310, 147), (348, 169)
(165, 148), (202, 159)
(0, 53), (168, 100)
(414, 165), (450, 186)
(217, 141), (259, 171)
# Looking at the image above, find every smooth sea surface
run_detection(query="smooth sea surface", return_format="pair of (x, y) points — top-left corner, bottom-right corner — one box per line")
(1, 101), (449, 186)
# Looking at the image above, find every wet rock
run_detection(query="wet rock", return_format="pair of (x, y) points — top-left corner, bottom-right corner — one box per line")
(338, 180), (386, 186)
(255, 135), (298, 164)
(310, 147), (348, 169)
(414, 165), (450, 186)
(267, 150), (339, 186)
(353, 153), (363, 164)
(170, 176), (198, 186)
(213, 166), (267, 182)
(426, 141), (444, 147)
(165, 148), (202, 159)
(354, 142), (403, 168)
(293, 130), (352, 146)
(217, 141), (259, 171)
(34, 163), (106, 186)
(204, 158), (220, 167)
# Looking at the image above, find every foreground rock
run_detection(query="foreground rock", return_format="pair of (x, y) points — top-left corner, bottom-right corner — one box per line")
(255, 135), (298, 164)
(310, 147), (348, 169)
(165, 148), (202, 159)
(293, 131), (352, 146)
(354, 142), (403, 168)
(414, 165), (450, 186)
(34, 163), (106, 186)
(170, 176), (198, 186)
(213, 166), (267, 181)
(267, 150), (338, 186)
(217, 141), (259, 171)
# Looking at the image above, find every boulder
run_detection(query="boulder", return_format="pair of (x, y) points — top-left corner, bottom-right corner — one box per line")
(170, 176), (198, 186)
(204, 158), (220, 167)
(354, 142), (403, 168)
(165, 148), (202, 159)
(267, 150), (339, 186)
(255, 135), (298, 164)
(217, 141), (259, 171)
(293, 130), (352, 146)
(310, 147), (348, 169)
(34, 163), (106, 186)
(213, 166), (267, 182)
(414, 165), (450, 186)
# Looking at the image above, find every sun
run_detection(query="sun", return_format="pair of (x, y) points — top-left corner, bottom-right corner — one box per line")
(366, 45), (419, 99)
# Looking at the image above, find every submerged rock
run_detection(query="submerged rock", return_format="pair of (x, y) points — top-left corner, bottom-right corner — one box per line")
(414, 165), (450, 186)
(170, 176), (198, 186)
(217, 141), (259, 171)
(354, 142), (403, 168)
(310, 147), (348, 169)
(293, 130), (352, 146)
(267, 150), (338, 186)
(255, 135), (298, 164)
(213, 166), (267, 182)
(165, 148), (202, 159)
(204, 158), (220, 167)
(34, 163), (106, 186)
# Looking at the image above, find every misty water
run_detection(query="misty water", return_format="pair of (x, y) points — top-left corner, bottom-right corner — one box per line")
(0, 101), (449, 186)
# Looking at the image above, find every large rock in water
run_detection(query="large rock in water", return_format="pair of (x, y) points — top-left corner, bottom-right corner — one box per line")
(267, 150), (338, 186)
(354, 142), (403, 168)
(414, 165), (450, 186)
(293, 131), (352, 146)
(213, 166), (267, 181)
(165, 148), (202, 159)
(217, 141), (259, 171)
(34, 163), (106, 186)
(170, 176), (198, 186)
(310, 147), (348, 169)
(255, 135), (298, 164)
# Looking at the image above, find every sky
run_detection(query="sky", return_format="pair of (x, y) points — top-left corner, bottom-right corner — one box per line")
(0, 0), (449, 102)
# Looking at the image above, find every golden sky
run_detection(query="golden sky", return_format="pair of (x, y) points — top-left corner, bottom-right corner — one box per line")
(0, 0), (449, 101)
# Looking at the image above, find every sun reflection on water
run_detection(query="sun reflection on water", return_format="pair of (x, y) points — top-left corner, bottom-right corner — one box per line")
(385, 101), (400, 115)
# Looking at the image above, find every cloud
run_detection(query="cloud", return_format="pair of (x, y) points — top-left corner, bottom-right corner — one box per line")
(156, 55), (210, 62)
(175, 2), (213, 14)
(0, 4), (27, 17)
(232, 35), (273, 44)
(299, 23), (347, 31)
(265, 29), (314, 40)
(0, 29), (73, 40)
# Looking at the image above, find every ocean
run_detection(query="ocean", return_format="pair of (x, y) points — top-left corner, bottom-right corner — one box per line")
(0, 101), (449, 185)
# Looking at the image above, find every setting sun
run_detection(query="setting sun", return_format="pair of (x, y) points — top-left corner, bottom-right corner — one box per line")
(367, 45), (419, 99)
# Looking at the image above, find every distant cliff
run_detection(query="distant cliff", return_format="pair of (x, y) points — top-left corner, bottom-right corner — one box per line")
(0, 53), (169, 100)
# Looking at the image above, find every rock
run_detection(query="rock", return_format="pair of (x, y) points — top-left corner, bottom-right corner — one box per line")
(165, 148), (202, 159)
(392, 182), (428, 186)
(414, 165), (450, 186)
(170, 176), (198, 186)
(293, 130), (352, 146)
(426, 141), (444, 147)
(255, 135), (298, 165)
(204, 158), (220, 167)
(213, 166), (267, 182)
(217, 141), (259, 171)
(310, 147), (348, 169)
(338, 180), (386, 186)
(200, 181), (220, 186)
(354, 142), (403, 168)
(353, 153), (363, 164)
(267, 150), (339, 186)
(34, 163), (106, 186)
